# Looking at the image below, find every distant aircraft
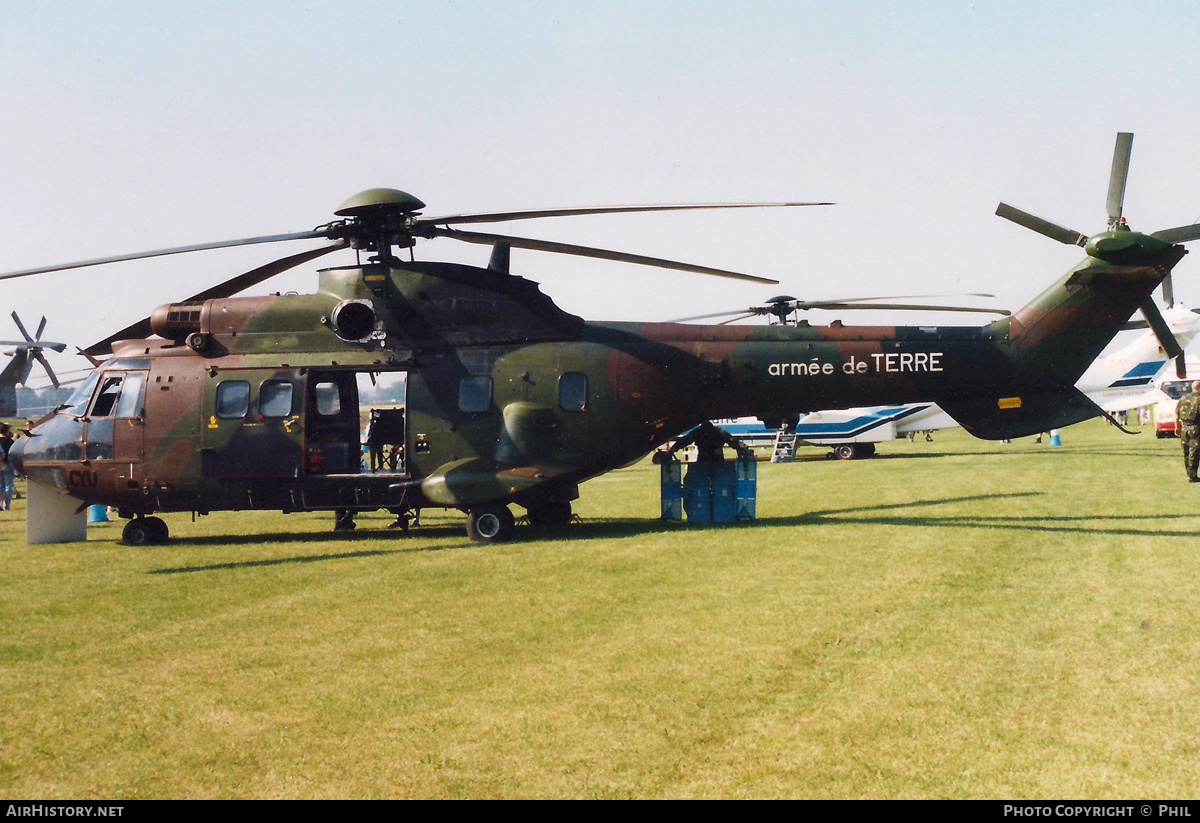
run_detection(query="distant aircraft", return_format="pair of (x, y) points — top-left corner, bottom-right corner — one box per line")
(715, 304), (1200, 458)
(0, 313), (64, 417)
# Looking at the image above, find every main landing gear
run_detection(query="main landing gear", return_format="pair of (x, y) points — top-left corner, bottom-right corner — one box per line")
(524, 500), (574, 527)
(832, 443), (875, 460)
(466, 504), (515, 543)
(122, 516), (169, 546)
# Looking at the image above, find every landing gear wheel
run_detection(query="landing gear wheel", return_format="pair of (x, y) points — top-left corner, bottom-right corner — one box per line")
(525, 501), (573, 526)
(466, 504), (515, 543)
(835, 444), (856, 460)
(143, 516), (169, 543)
(123, 517), (167, 546)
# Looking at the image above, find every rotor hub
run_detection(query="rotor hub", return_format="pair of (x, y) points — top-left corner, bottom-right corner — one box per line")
(334, 188), (426, 219)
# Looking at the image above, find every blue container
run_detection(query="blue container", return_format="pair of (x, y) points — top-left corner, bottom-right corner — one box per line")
(711, 462), (737, 523)
(683, 462), (714, 523)
(735, 457), (757, 520)
(660, 459), (683, 521)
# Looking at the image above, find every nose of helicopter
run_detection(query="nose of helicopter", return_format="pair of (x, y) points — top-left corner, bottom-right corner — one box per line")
(8, 435), (25, 475)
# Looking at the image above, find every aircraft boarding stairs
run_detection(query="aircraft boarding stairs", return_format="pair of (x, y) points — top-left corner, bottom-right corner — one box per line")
(771, 424), (798, 463)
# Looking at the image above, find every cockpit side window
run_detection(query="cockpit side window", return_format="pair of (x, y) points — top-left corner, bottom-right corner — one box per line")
(114, 373), (146, 418)
(90, 376), (124, 417)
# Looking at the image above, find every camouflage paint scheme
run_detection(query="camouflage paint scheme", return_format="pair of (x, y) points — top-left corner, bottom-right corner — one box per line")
(11, 236), (1185, 533)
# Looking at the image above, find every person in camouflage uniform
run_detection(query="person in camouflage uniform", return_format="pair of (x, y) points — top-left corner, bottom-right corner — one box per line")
(1176, 380), (1200, 482)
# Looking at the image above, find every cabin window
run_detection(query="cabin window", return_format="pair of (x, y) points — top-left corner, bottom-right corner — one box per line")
(260, 380), (294, 418)
(558, 372), (588, 412)
(314, 382), (342, 416)
(215, 380), (251, 419)
(458, 376), (493, 413)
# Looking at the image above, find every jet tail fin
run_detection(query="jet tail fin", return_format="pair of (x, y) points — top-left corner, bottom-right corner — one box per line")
(938, 387), (1102, 440)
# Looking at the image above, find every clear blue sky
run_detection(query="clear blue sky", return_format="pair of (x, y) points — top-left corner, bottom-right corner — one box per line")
(4, 0), (1200, 378)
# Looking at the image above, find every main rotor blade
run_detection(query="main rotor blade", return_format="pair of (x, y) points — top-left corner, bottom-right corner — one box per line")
(670, 294), (1007, 323)
(33, 352), (60, 389)
(414, 201), (834, 227)
(795, 292), (998, 304)
(427, 226), (779, 284)
(670, 309), (751, 323)
(10, 311), (33, 343)
(996, 203), (1088, 247)
(1107, 132), (1134, 225)
(1151, 223), (1200, 244)
(84, 240), (347, 357)
(0, 229), (331, 281)
(790, 301), (1011, 315)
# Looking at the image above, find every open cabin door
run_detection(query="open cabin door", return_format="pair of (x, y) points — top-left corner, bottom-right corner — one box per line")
(303, 369), (407, 477)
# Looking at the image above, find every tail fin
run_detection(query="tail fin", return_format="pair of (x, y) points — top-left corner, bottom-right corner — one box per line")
(993, 249), (1184, 389)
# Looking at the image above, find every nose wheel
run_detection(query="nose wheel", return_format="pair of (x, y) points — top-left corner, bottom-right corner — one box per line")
(122, 516), (169, 546)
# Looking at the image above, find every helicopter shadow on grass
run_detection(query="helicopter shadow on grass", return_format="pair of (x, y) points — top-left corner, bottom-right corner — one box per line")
(146, 522), (472, 575)
(861, 442), (1173, 462)
(508, 492), (1052, 541)
(524, 488), (1200, 542)
(792, 491), (1200, 539)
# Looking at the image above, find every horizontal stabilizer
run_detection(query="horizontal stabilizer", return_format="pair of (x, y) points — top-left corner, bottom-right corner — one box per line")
(938, 387), (1102, 441)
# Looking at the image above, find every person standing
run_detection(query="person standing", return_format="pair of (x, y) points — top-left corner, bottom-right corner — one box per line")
(0, 423), (14, 510)
(1176, 381), (1200, 482)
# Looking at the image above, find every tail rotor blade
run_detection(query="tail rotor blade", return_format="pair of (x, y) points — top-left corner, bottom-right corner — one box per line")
(34, 316), (47, 341)
(1107, 132), (1134, 226)
(1140, 297), (1185, 362)
(1151, 223), (1200, 244)
(995, 203), (1088, 247)
(1178, 353), (1187, 380)
(1162, 273), (1176, 308)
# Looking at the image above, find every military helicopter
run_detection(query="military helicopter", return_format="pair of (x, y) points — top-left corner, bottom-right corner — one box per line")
(7, 133), (1199, 546)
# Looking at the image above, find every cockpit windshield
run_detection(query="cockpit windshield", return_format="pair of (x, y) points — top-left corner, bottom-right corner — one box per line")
(62, 371), (100, 415)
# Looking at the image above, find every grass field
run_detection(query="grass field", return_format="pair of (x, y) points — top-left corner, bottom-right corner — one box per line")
(2, 419), (1199, 798)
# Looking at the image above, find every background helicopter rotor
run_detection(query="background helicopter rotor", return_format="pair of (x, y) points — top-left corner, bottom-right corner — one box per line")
(995, 132), (1200, 377)
(673, 293), (1010, 324)
(1, 311), (66, 388)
